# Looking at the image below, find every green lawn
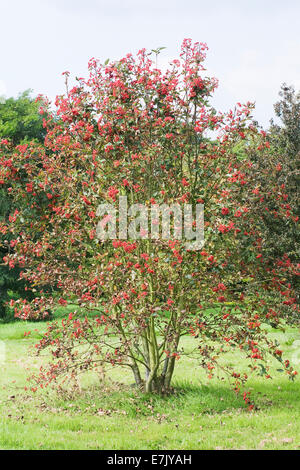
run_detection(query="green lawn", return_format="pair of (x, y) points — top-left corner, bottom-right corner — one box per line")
(0, 319), (300, 450)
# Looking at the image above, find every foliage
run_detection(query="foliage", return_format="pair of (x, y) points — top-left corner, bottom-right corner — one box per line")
(0, 202), (31, 320)
(242, 84), (300, 299)
(0, 91), (47, 319)
(270, 83), (300, 160)
(0, 41), (299, 401)
(269, 83), (300, 219)
(0, 90), (46, 144)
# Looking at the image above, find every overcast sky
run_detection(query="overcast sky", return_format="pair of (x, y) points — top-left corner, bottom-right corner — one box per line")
(0, 0), (299, 128)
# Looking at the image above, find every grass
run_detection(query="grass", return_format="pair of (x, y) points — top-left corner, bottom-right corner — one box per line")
(0, 319), (300, 449)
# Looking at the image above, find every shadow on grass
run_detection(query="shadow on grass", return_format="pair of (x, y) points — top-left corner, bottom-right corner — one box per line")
(45, 380), (245, 419)
(45, 376), (300, 420)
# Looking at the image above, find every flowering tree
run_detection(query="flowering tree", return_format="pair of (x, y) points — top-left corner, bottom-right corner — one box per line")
(0, 40), (299, 400)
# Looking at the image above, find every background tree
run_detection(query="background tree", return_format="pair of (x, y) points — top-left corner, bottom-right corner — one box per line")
(1, 42), (298, 400)
(243, 84), (300, 303)
(0, 90), (46, 144)
(269, 83), (300, 218)
(270, 84), (300, 157)
(0, 90), (46, 319)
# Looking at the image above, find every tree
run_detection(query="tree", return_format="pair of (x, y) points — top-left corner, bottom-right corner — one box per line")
(269, 83), (300, 218)
(1, 41), (299, 401)
(0, 91), (47, 319)
(270, 84), (300, 157)
(0, 90), (46, 144)
(243, 84), (300, 301)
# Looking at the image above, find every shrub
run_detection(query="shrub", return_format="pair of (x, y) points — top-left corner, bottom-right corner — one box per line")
(0, 41), (299, 401)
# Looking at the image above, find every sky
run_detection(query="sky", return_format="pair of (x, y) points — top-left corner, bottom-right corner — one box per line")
(0, 0), (299, 128)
